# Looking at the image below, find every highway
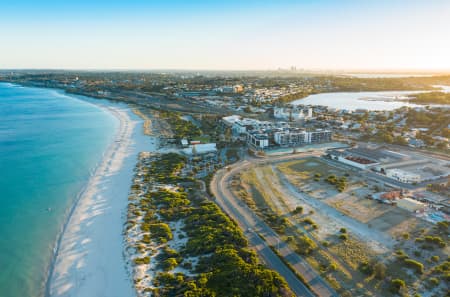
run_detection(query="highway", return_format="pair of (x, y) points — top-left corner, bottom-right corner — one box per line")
(210, 151), (338, 297)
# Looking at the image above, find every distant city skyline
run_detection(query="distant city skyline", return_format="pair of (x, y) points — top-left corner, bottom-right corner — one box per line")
(1, 0), (450, 71)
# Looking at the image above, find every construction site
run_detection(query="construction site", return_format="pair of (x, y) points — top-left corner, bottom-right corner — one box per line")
(229, 151), (449, 296)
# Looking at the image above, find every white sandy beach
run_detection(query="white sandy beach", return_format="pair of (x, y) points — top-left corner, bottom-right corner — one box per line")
(49, 102), (155, 297)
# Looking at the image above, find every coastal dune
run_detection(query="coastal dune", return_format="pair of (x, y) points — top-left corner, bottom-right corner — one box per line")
(49, 104), (150, 297)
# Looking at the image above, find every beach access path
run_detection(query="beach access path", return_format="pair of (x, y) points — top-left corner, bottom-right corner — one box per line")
(48, 103), (155, 297)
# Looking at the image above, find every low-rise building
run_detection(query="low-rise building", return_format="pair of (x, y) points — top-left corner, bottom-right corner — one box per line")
(182, 143), (217, 156)
(397, 198), (426, 212)
(328, 150), (379, 169)
(385, 168), (421, 184)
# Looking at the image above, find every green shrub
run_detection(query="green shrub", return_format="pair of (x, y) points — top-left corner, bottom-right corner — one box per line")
(339, 234), (348, 240)
(431, 255), (440, 262)
(359, 261), (373, 275)
(292, 206), (303, 214)
(162, 257), (178, 271)
(303, 218), (315, 225)
(286, 236), (295, 243)
(428, 277), (440, 287)
(404, 259), (424, 274)
(424, 235), (446, 248)
(390, 279), (406, 293)
(339, 228), (347, 233)
(134, 256), (150, 265)
(296, 235), (316, 255)
(328, 262), (338, 271)
(395, 249), (408, 260)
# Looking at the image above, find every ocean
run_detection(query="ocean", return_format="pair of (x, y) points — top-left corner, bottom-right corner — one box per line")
(0, 83), (118, 297)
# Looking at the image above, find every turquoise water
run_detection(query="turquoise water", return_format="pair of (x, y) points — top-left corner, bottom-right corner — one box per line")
(0, 83), (118, 297)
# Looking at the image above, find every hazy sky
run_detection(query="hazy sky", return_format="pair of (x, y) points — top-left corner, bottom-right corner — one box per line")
(1, 0), (450, 71)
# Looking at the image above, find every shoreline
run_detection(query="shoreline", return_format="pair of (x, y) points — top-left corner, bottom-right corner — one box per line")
(46, 95), (154, 297)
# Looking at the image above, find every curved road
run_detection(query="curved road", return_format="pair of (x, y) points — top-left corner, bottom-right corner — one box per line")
(211, 152), (338, 297)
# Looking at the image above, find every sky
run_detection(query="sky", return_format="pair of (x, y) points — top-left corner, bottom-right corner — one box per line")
(1, 0), (450, 71)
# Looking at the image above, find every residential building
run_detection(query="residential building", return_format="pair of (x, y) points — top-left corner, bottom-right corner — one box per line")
(247, 132), (269, 149)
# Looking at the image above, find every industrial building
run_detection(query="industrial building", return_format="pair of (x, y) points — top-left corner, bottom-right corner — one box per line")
(397, 198), (426, 212)
(385, 169), (421, 184)
(327, 145), (450, 184)
(327, 150), (379, 170)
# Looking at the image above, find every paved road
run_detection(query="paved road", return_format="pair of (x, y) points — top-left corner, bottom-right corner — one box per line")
(211, 151), (338, 297)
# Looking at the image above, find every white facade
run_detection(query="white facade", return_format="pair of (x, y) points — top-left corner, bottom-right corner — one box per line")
(338, 156), (370, 169)
(230, 118), (288, 135)
(274, 107), (313, 121)
(386, 169), (421, 183)
(275, 129), (332, 147)
(247, 133), (269, 149)
(274, 130), (307, 146)
(328, 152), (378, 170)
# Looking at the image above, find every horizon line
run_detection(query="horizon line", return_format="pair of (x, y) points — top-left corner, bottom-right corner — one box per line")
(2, 67), (450, 75)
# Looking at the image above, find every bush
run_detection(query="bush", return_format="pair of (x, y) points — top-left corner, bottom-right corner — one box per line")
(339, 228), (347, 233)
(161, 257), (178, 271)
(395, 249), (408, 260)
(328, 262), (338, 271)
(359, 261), (374, 275)
(390, 279), (406, 293)
(424, 235), (446, 248)
(436, 221), (449, 233)
(404, 259), (424, 274)
(303, 218), (315, 225)
(296, 235), (316, 255)
(428, 277), (440, 287)
(402, 232), (410, 240)
(292, 206), (303, 215)
(339, 234), (348, 240)
(134, 256), (150, 265)
(431, 255), (440, 262)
